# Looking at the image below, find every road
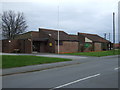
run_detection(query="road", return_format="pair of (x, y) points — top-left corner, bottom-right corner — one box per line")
(3, 56), (118, 88)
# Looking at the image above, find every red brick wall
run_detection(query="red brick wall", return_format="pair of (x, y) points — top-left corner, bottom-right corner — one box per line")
(2, 40), (19, 53)
(24, 40), (32, 53)
(83, 43), (94, 52)
(2, 39), (32, 53)
(94, 42), (102, 51)
(39, 30), (55, 53)
(55, 41), (79, 53)
(31, 32), (40, 39)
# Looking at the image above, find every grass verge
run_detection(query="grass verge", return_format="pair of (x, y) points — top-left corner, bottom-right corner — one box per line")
(64, 50), (120, 57)
(2, 55), (72, 69)
(0, 55), (1, 69)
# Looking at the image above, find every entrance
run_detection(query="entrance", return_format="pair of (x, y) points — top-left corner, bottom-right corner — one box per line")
(33, 41), (40, 52)
(32, 41), (47, 53)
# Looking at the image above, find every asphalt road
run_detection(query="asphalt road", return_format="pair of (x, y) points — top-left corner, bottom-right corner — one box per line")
(3, 56), (119, 88)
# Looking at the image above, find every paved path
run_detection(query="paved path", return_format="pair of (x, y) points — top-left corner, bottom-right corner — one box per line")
(36, 54), (87, 59)
(2, 55), (119, 88)
(2, 53), (88, 59)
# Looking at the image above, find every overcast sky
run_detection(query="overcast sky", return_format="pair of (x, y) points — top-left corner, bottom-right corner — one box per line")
(1, 0), (119, 42)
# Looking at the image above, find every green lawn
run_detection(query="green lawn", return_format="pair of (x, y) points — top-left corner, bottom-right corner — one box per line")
(2, 55), (72, 69)
(64, 50), (120, 57)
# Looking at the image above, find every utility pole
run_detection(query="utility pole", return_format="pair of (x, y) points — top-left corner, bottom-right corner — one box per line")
(104, 33), (107, 39)
(108, 33), (110, 41)
(113, 12), (115, 50)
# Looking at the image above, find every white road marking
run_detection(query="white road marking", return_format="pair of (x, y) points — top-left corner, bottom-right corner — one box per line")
(114, 67), (120, 70)
(51, 73), (100, 89)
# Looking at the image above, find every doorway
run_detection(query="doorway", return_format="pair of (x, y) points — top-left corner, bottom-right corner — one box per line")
(33, 41), (40, 52)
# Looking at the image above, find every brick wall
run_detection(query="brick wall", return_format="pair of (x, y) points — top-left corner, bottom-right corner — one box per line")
(78, 33), (85, 52)
(2, 39), (32, 53)
(24, 40), (32, 53)
(46, 39), (55, 53)
(2, 40), (19, 53)
(55, 41), (79, 53)
(83, 43), (94, 52)
(94, 42), (102, 51)
(31, 32), (40, 39)
(78, 33), (85, 43)
(39, 30), (55, 53)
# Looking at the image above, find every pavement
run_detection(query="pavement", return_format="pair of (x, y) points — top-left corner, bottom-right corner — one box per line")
(2, 54), (119, 88)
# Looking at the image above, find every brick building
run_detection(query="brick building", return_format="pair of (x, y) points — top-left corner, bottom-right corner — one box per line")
(2, 28), (112, 53)
(78, 33), (112, 52)
(114, 43), (120, 49)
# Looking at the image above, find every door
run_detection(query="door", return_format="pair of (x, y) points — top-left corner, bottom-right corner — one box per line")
(39, 42), (47, 53)
(33, 41), (40, 52)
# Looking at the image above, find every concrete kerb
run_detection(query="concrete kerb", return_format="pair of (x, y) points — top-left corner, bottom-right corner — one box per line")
(99, 55), (119, 59)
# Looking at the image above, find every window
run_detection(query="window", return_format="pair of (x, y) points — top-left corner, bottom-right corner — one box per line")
(56, 41), (63, 45)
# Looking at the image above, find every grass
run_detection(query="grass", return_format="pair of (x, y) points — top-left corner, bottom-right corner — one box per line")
(64, 50), (120, 57)
(2, 55), (72, 69)
(0, 55), (1, 68)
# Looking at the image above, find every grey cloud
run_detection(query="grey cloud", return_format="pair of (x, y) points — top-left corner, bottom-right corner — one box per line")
(1, 0), (119, 42)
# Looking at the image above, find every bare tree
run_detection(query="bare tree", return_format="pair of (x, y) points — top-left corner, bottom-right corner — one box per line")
(2, 10), (28, 39)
